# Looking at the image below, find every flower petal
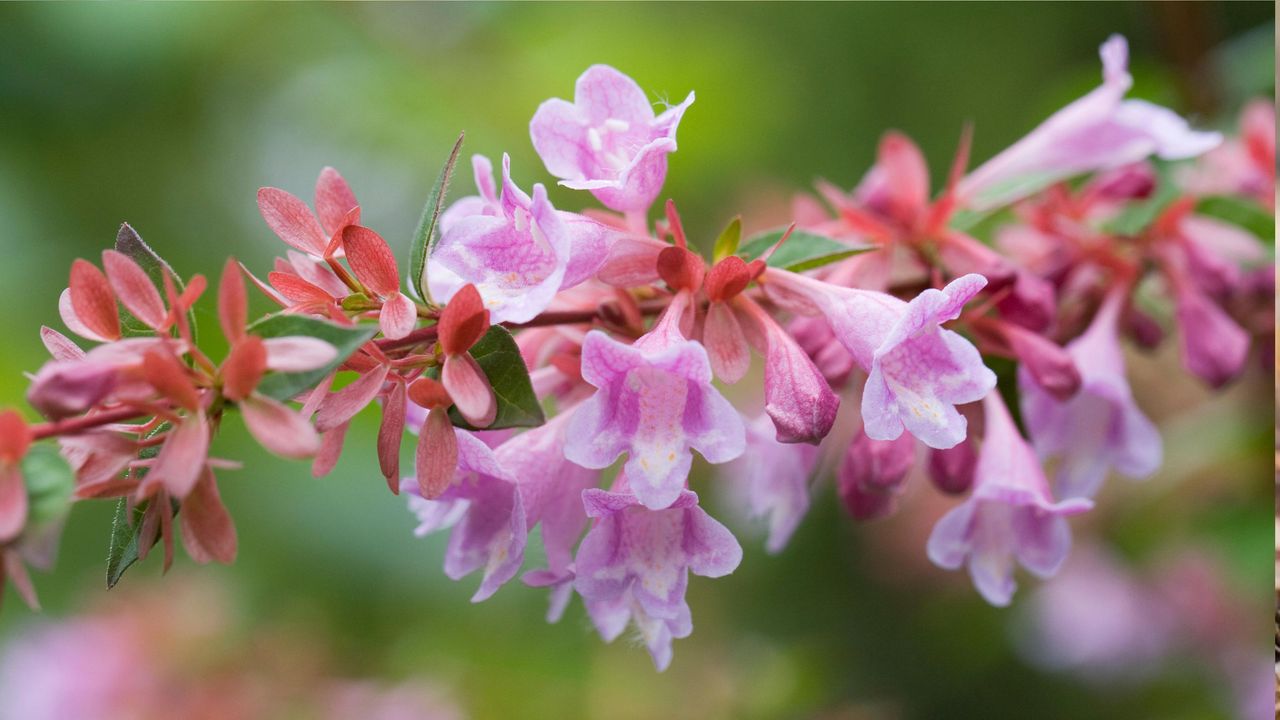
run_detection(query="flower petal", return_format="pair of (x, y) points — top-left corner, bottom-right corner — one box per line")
(102, 250), (166, 330)
(69, 259), (121, 341)
(0, 464), (27, 543)
(258, 187), (327, 255)
(342, 225), (401, 298)
(314, 364), (389, 432)
(262, 336), (339, 373)
(417, 407), (459, 499)
(314, 166), (360, 237)
(377, 381), (406, 490)
(241, 395), (321, 459)
(378, 291), (418, 341)
(442, 352), (496, 428)
(180, 468), (237, 564)
(218, 257), (247, 342)
(144, 413), (210, 499)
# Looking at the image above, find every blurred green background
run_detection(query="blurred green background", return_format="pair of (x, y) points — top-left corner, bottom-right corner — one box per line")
(0, 3), (1273, 719)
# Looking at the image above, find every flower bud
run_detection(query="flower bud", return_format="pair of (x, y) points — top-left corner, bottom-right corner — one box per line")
(837, 430), (915, 521)
(927, 441), (976, 495)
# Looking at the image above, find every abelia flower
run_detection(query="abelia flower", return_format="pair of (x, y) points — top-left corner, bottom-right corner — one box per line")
(429, 155), (612, 324)
(1173, 281), (1250, 389)
(0, 411), (32, 543)
(959, 35), (1221, 210)
(763, 269), (995, 449)
(563, 295), (745, 510)
(837, 428), (916, 521)
(721, 414), (820, 554)
(574, 484), (741, 670)
(927, 439), (977, 495)
(972, 317), (1081, 401)
(1180, 98), (1276, 209)
(1019, 289), (1161, 499)
(530, 64), (695, 214)
(341, 225), (418, 340)
(403, 429), (525, 602)
(736, 295), (840, 444)
(504, 410), (597, 580)
(258, 167), (360, 258)
(927, 392), (1093, 606)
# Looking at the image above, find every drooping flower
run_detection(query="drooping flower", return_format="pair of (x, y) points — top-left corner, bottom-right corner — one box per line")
(1019, 288), (1161, 499)
(959, 35), (1221, 210)
(574, 483), (742, 670)
(721, 414), (820, 554)
(763, 269), (995, 449)
(530, 64), (694, 214)
(927, 392), (1093, 606)
(403, 429), (526, 602)
(837, 428), (916, 521)
(563, 294), (745, 510)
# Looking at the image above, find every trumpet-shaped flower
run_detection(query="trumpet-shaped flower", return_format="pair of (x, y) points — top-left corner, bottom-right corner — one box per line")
(959, 35), (1221, 210)
(574, 484), (741, 670)
(403, 430), (526, 602)
(1019, 290), (1161, 499)
(763, 270), (995, 449)
(927, 393), (1093, 606)
(429, 155), (611, 323)
(564, 299), (745, 510)
(530, 65), (694, 214)
(721, 414), (820, 554)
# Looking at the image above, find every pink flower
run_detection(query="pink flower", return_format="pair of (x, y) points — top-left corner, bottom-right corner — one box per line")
(959, 35), (1221, 210)
(257, 167), (360, 258)
(530, 65), (694, 214)
(1181, 98), (1275, 209)
(927, 392), (1093, 606)
(763, 270), (995, 449)
(402, 429), (526, 602)
(341, 225), (418, 340)
(837, 428), (916, 521)
(505, 409), (597, 579)
(721, 414), (820, 554)
(563, 297), (745, 510)
(1019, 289), (1161, 499)
(574, 484), (741, 671)
(429, 155), (612, 323)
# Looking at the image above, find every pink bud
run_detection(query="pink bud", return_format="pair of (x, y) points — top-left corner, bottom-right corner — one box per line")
(1175, 286), (1249, 388)
(837, 429), (915, 521)
(927, 441), (976, 495)
(980, 320), (1081, 401)
(26, 361), (119, 419)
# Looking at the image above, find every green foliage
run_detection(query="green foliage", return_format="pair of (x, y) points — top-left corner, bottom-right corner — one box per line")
(21, 445), (74, 526)
(738, 228), (873, 272)
(1195, 195), (1275, 243)
(410, 133), (465, 303)
(247, 315), (379, 401)
(105, 498), (151, 589)
(712, 216), (742, 262)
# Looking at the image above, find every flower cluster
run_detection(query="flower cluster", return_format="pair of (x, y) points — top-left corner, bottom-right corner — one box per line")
(0, 36), (1269, 672)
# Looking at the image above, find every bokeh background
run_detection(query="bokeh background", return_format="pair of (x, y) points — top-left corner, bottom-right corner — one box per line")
(0, 3), (1274, 719)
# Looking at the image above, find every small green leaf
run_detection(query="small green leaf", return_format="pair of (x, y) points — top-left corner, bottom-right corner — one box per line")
(115, 223), (197, 342)
(410, 133), (466, 303)
(21, 445), (74, 526)
(105, 497), (148, 589)
(738, 228), (873, 272)
(104, 423), (171, 588)
(963, 169), (1063, 212)
(247, 315), (379, 400)
(712, 216), (742, 262)
(1195, 195), (1275, 243)
(949, 208), (999, 233)
(431, 326), (544, 431)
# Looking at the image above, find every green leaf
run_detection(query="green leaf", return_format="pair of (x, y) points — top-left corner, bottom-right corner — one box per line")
(712, 216), (742, 262)
(738, 228), (873, 272)
(114, 223), (197, 342)
(963, 169), (1063, 212)
(410, 133), (466, 304)
(431, 326), (544, 431)
(1195, 195), (1275, 243)
(21, 445), (74, 526)
(105, 497), (149, 589)
(104, 423), (172, 588)
(949, 208), (999, 233)
(247, 315), (379, 400)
